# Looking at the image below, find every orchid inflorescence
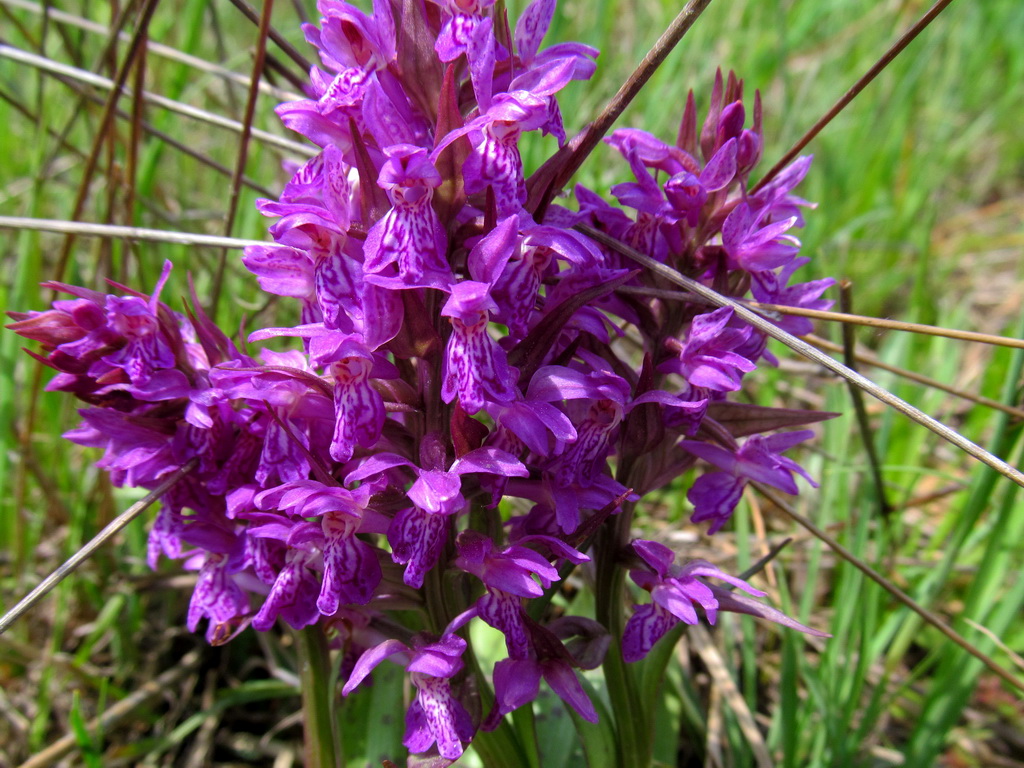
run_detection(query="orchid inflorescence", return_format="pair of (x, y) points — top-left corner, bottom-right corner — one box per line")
(9, 0), (834, 762)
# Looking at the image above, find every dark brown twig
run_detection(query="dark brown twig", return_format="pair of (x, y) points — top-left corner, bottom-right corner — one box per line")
(50, 0), (161, 285)
(839, 281), (893, 515)
(752, 0), (957, 192)
(528, 0), (714, 218)
(122, 26), (148, 277)
(210, 0), (275, 315)
(224, 0), (313, 74)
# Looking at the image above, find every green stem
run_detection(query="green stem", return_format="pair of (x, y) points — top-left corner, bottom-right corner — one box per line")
(296, 625), (342, 768)
(512, 703), (542, 768)
(595, 516), (651, 768)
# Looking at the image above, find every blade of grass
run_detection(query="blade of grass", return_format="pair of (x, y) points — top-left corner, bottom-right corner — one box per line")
(690, 624), (774, 768)
(8, 69), (279, 198)
(6, 1), (158, 615)
(905, 444), (1024, 762)
(874, 311), (1024, 666)
(753, 482), (1024, 694)
(26, 0), (140, 186)
(95, 92), (278, 198)
(17, 650), (203, 768)
(37, 0), (161, 284)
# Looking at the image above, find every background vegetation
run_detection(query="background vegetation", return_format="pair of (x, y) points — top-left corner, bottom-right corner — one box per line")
(0, 0), (1022, 765)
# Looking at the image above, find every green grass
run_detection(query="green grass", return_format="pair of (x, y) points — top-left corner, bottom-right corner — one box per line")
(1, 0), (1022, 765)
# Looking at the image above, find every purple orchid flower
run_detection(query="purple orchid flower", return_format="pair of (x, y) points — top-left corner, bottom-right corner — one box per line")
(441, 280), (519, 414)
(313, 333), (397, 463)
(211, 350), (331, 487)
(623, 539), (828, 662)
(484, 618), (598, 729)
(749, 155), (815, 223)
(250, 549), (323, 631)
(681, 430), (818, 533)
(463, 532), (589, 660)
(8, 12), (838, 759)
(433, 0), (498, 63)
(346, 445), (528, 587)
(721, 201), (801, 272)
(362, 144), (452, 291)
(309, 0), (395, 73)
(342, 632), (474, 760)
(751, 257), (836, 337)
(432, 59), (577, 217)
(186, 549), (252, 645)
(659, 307), (756, 393)
(252, 479), (386, 615)
(455, 530), (562, 656)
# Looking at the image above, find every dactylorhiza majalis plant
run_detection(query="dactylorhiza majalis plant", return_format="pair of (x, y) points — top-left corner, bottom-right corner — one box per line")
(8, 0), (835, 764)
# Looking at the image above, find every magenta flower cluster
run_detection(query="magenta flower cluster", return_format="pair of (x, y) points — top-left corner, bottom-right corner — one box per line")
(9, 0), (833, 760)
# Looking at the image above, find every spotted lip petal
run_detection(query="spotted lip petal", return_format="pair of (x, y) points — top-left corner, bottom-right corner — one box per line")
(441, 282), (519, 414)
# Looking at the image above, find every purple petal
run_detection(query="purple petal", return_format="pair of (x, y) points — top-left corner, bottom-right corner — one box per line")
(452, 446), (529, 478)
(252, 559), (320, 631)
(515, 0), (555, 62)
(467, 215), (520, 285)
(317, 514), (381, 614)
(622, 602), (677, 663)
(542, 660), (598, 723)
(687, 472), (745, 534)
(342, 638), (409, 696)
(389, 507), (450, 588)
(408, 470), (464, 516)
(330, 376), (385, 463)
(467, 16), (496, 110)
(700, 137), (737, 191)
(712, 587), (831, 638)
(345, 453), (415, 484)
(632, 539), (675, 577)
(679, 440), (738, 472)
(652, 581), (710, 625)
(411, 676), (473, 760)
(403, 699), (434, 754)
(477, 591), (530, 657)
(407, 635), (467, 678)
(491, 658), (542, 716)
(242, 245), (314, 298)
